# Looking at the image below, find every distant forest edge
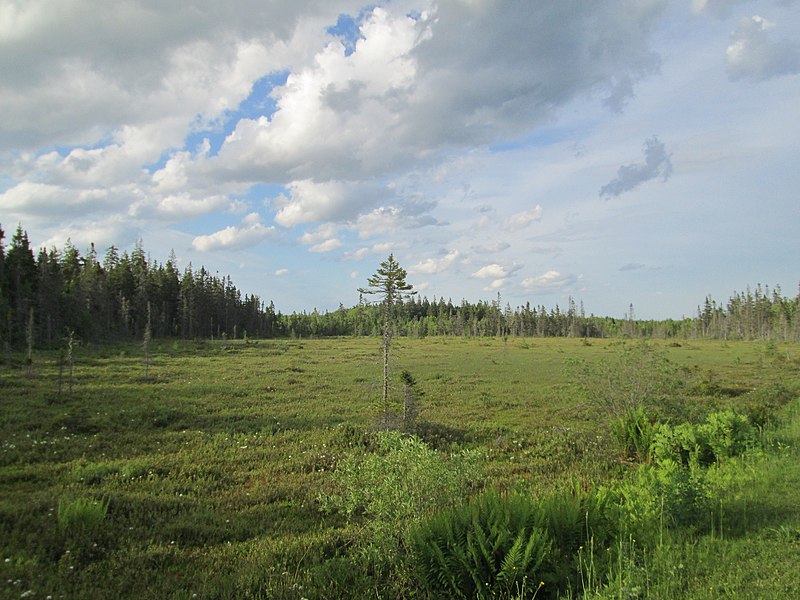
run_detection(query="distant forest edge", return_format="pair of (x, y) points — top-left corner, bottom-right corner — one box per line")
(1, 223), (798, 347)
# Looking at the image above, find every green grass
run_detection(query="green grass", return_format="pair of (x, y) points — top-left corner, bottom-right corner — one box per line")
(0, 337), (798, 598)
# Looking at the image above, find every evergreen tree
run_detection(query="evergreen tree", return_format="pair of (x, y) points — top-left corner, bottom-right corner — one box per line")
(358, 254), (416, 426)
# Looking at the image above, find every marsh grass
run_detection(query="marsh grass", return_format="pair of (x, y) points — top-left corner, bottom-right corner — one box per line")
(0, 337), (797, 598)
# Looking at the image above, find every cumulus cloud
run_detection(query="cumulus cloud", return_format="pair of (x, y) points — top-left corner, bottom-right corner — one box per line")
(505, 205), (543, 232)
(0, 0), (364, 151)
(600, 136), (673, 198)
(408, 250), (460, 275)
(309, 238), (343, 253)
(472, 264), (509, 279)
(727, 16), (800, 81)
(343, 247), (370, 261)
(520, 270), (577, 292)
(274, 179), (389, 227)
(355, 201), (439, 238)
(471, 262), (523, 280)
(484, 278), (507, 292)
(191, 212), (276, 251)
(1, 0), (675, 257)
(196, 1), (668, 208)
(275, 268), (289, 276)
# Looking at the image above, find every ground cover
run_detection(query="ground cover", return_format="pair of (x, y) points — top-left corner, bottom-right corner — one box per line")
(0, 337), (798, 598)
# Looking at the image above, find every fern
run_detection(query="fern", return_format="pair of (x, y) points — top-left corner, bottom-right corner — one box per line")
(409, 491), (552, 599)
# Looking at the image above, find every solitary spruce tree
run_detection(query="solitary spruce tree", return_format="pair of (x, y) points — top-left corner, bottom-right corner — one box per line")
(359, 254), (416, 427)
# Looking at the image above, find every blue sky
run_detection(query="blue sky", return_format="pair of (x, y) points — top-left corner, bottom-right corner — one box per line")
(1, 0), (799, 319)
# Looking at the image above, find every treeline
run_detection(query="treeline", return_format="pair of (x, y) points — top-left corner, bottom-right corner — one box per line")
(282, 289), (800, 342)
(0, 224), (279, 348)
(1, 224), (798, 349)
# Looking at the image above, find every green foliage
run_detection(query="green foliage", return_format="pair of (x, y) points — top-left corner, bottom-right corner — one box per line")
(610, 406), (657, 462)
(610, 460), (713, 544)
(652, 410), (757, 467)
(571, 342), (684, 418)
(409, 484), (618, 599)
(408, 491), (551, 599)
(57, 496), (109, 535)
(740, 381), (797, 429)
(0, 337), (796, 598)
(319, 431), (482, 552)
(702, 409), (757, 461)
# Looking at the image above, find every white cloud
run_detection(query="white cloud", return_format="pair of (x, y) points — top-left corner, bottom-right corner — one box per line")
(472, 263), (508, 279)
(505, 205), (543, 232)
(355, 205), (430, 238)
(692, 0), (750, 17)
(309, 238), (343, 253)
(275, 268), (289, 276)
(600, 136), (673, 198)
(521, 270), (577, 292)
(408, 250), (460, 275)
(191, 213), (276, 251)
(298, 223), (340, 245)
(343, 247), (370, 261)
(275, 179), (387, 227)
(484, 278), (506, 291)
(0, 1), (365, 151)
(727, 15), (800, 81)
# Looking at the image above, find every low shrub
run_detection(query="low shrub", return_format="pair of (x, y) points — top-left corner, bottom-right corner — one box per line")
(651, 410), (757, 467)
(610, 460), (713, 544)
(701, 410), (757, 461)
(318, 431), (482, 557)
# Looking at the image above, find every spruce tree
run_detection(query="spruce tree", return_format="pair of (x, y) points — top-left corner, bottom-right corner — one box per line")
(358, 254), (416, 427)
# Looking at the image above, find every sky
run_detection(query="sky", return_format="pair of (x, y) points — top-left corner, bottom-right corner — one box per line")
(1, 0), (799, 320)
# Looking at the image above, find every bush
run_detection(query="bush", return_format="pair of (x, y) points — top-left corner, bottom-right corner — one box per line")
(651, 410), (757, 467)
(571, 342), (683, 418)
(700, 410), (757, 461)
(318, 431), (482, 555)
(740, 382), (796, 429)
(610, 460), (713, 544)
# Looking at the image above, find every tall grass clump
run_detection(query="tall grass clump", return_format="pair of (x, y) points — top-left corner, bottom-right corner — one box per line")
(610, 405), (657, 463)
(57, 496), (109, 535)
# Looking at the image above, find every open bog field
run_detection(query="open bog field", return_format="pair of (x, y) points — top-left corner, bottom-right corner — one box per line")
(1, 337), (799, 599)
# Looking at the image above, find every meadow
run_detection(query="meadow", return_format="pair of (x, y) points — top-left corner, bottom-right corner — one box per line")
(1, 336), (799, 599)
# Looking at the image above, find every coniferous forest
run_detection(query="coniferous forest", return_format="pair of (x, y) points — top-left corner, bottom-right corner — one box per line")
(1, 223), (798, 349)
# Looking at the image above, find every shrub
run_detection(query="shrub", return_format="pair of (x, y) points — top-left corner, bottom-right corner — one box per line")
(700, 410), (757, 461)
(571, 342), (683, 418)
(740, 382), (796, 429)
(318, 431), (482, 555)
(610, 460), (712, 544)
(651, 410), (757, 467)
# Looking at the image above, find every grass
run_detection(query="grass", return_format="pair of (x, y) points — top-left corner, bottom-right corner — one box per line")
(0, 336), (798, 598)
